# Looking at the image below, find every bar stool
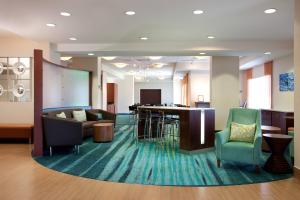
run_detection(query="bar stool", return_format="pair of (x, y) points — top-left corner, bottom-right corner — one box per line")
(143, 110), (160, 141)
(157, 111), (179, 148)
(167, 115), (180, 147)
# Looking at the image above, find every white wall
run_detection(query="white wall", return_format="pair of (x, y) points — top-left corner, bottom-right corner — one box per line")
(0, 35), (51, 124)
(173, 79), (182, 104)
(294, 0), (300, 170)
(189, 71), (210, 106)
(69, 57), (100, 109)
(134, 81), (173, 105)
(273, 54), (294, 111)
(211, 56), (240, 130)
(116, 76), (134, 113)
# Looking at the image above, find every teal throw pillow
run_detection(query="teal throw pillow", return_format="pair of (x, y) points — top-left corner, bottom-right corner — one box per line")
(96, 113), (103, 120)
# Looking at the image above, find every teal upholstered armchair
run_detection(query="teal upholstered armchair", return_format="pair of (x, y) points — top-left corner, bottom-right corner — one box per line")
(215, 108), (262, 172)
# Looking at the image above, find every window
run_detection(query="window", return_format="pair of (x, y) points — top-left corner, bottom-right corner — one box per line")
(248, 75), (271, 109)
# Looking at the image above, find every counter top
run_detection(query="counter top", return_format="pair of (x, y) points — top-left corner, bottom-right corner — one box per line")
(138, 106), (214, 111)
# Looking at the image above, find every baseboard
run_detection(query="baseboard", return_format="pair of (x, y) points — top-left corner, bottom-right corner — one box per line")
(294, 166), (300, 178)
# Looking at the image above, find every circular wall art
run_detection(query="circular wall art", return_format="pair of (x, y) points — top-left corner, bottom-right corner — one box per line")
(12, 62), (26, 75)
(13, 84), (26, 98)
(0, 63), (4, 74)
(0, 85), (3, 96)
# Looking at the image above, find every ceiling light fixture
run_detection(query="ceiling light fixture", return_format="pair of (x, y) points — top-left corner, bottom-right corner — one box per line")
(153, 63), (167, 68)
(69, 37), (77, 41)
(127, 70), (136, 75)
(149, 56), (162, 60)
(264, 52), (271, 55)
(207, 36), (215, 39)
(140, 37), (148, 40)
(199, 52), (206, 55)
(60, 12), (71, 16)
(113, 63), (128, 68)
(193, 10), (204, 15)
(46, 23), (56, 27)
(60, 57), (72, 61)
(125, 11), (136, 16)
(102, 57), (116, 61)
(264, 8), (277, 14)
(88, 53), (95, 56)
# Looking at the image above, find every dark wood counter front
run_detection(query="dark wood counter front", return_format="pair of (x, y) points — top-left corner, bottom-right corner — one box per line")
(137, 106), (215, 151)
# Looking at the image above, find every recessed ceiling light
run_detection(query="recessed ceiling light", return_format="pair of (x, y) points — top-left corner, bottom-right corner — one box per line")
(88, 53), (95, 56)
(60, 12), (71, 16)
(264, 8), (277, 14)
(153, 63), (167, 68)
(207, 36), (215, 39)
(140, 37), (148, 40)
(149, 56), (162, 60)
(193, 10), (204, 15)
(125, 11), (136, 16)
(102, 57), (116, 61)
(60, 57), (72, 61)
(113, 63), (128, 68)
(127, 70), (136, 75)
(69, 37), (77, 41)
(264, 52), (271, 55)
(199, 52), (206, 55)
(46, 23), (56, 27)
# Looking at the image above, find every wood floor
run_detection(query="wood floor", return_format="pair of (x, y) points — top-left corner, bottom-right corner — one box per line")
(0, 144), (300, 200)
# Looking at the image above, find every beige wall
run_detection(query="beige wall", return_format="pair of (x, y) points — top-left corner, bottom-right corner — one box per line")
(273, 54), (294, 111)
(0, 35), (51, 124)
(211, 56), (240, 130)
(241, 54), (294, 111)
(189, 71), (210, 106)
(294, 0), (300, 170)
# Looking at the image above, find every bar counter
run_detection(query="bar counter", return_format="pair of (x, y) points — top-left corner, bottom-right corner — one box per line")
(137, 106), (215, 151)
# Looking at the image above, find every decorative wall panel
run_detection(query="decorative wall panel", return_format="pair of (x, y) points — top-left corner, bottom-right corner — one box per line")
(0, 57), (32, 102)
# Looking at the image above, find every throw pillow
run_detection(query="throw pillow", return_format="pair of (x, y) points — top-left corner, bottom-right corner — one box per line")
(96, 113), (103, 120)
(73, 110), (87, 122)
(56, 112), (66, 119)
(229, 122), (256, 143)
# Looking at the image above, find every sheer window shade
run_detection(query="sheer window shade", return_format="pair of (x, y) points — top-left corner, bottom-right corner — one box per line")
(248, 75), (271, 109)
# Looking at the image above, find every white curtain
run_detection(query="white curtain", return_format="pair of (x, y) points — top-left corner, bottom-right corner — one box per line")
(248, 75), (271, 109)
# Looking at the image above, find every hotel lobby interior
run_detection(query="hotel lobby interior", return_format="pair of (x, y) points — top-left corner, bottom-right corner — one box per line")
(0, 0), (300, 199)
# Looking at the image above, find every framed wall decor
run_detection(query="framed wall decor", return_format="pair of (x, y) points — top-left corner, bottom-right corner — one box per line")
(279, 72), (294, 92)
(0, 57), (32, 102)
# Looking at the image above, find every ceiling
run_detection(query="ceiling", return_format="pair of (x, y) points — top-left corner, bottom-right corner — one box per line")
(0, 0), (294, 59)
(101, 56), (210, 81)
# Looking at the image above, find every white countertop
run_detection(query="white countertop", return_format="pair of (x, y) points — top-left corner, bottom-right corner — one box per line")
(138, 106), (214, 111)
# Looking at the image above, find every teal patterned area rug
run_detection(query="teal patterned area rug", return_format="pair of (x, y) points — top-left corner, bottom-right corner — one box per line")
(34, 124), (292, 186)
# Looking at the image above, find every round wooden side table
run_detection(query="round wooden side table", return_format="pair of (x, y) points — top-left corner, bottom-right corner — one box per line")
(93, 123), (114, 143)
(263, 133), (293, 174)
(261, 125), (281, 152)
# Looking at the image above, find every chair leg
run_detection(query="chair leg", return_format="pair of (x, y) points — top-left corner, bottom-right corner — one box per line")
(74, 145), (80, 155)
(49, 146), (52, 157)
(217, 159), (221, 168)
(255, 165), (260, 174)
